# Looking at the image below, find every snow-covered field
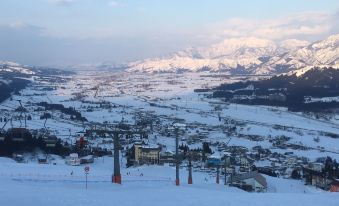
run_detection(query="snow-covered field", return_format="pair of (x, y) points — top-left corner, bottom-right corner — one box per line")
(1, 70), (339, 157)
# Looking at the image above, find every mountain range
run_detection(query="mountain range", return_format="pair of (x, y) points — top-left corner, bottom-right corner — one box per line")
(126, 34), (339, 75)
(1, 34), (338, 76)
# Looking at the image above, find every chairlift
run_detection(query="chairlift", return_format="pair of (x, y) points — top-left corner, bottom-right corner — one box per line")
(0, 129), (5, 141)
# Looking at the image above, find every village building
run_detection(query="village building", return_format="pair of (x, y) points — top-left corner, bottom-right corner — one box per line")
(66, 153), (81, 166)
(159, 151), (175, 164)
(80, 155), (95, 164)
(303, 167), (331, 189)
(7, 128), (31, 142)
(12, 153), (24, 163)
(236, 156), (254, 168)
(38, 155), (48, 164)
(207, 155), (221, 167)
(45, 135), (58, 148)
(228, 171), (267, 192)
(134, 143), (160, 165)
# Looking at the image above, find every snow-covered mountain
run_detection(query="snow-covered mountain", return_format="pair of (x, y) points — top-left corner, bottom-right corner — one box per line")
(0, 61), (75, 76)
(0, 61), (35, 75)
(126, 34), (339, 75)
(260, 34), (339, 74)
(127, 37), (282, 74)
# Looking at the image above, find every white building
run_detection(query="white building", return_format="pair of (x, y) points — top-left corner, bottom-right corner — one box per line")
(66, 153), (81, 166)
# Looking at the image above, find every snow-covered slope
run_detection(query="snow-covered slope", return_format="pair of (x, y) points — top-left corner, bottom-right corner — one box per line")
(264, 34), (339, 74)
(0, 156), (337, 206)
(127, 37), (281, 74)
(0, 61), (35, 75)
(285, 65), (339, 77)
(127, 34), (339, 75)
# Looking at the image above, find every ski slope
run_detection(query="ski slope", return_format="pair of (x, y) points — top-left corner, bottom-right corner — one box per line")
(0, 157), (338, 206)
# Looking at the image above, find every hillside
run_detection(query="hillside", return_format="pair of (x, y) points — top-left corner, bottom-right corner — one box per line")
(0, 61), (75, 103)
(212, 67), (339, 111)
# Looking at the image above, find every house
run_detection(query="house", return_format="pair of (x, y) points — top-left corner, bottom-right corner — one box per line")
(7, 128), (30, 142)
(45, 135), (58, 147)
(308, 162), (324, 172)
(66, 153), (81, 166)
(207, 155), (221, 167)
(303, 167), (331, 189)
(38, 155), (48, 164)
(160, 151), (175, 164)
(80, 155), (94, 164)
(228, 171), (267, 192)
(256, 166), (278, 177)
(12, 153), (24, 163)
(134, 143), (160, 165)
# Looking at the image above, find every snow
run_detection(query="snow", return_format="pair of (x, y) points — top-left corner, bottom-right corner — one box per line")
(0, 61), (35, 74)
(0, 156), (338, 206)
(1, 66), (339, 205)
(126, 34), (339, 74)
(127, 37), (278, 73)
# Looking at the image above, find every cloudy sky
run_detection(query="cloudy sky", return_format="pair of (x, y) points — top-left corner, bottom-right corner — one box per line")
(0, 0), (338, 67)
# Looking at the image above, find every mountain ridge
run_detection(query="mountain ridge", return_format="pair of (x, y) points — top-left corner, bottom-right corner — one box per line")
(126, 34), (339, 75)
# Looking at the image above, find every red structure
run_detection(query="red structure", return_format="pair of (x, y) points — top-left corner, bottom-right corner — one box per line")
(329, 180), (339, 192)
(112, 175), (122, 184)
(188, 177), (192, 184)
(77, 136), (86, 149)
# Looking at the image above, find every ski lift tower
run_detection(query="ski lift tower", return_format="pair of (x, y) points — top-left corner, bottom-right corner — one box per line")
(173, 122), (186, 186)
(87, 126), (147, 185)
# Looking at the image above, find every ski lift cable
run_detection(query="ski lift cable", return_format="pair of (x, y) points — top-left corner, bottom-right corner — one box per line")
(0, 104), (78, 132)
(0, 103), (84, 128)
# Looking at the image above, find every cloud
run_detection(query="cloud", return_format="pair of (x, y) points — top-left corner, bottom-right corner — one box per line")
(109, 1), (121, 7)
(0, 22), (187, 67)
(328, 9), (339, 35)
(7, 22), (45, 34)
(1, 7), (338, 66)
(210, 11), (338, 41)
(48, 0), (74, 6)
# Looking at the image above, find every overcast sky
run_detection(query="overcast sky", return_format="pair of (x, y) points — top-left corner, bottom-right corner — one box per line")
(0, 0), (338, 67)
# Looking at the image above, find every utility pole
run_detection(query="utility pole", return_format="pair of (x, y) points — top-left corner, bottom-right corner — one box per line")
(216, 165), (220, 184)
(175, 127), (180, 186)
(224, 157), (227, 185)
(112, 132), (121, 184)
(188, 152), (192, 184)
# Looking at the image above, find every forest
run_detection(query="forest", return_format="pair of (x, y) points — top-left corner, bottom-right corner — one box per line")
(211, 67), (339, 112)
